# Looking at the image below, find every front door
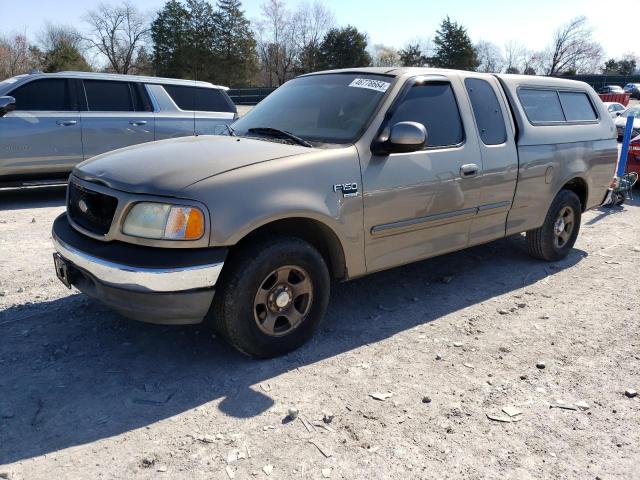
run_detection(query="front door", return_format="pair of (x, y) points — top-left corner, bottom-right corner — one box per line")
(361, 77), (483, 273)
(0, 78), (83, 179)
(80, 79), (155, 160)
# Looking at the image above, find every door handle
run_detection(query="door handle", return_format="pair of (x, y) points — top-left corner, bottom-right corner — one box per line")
(129, 120), (147, 126)
(56, 120), (77, 126)
(460, 163), (479, 178)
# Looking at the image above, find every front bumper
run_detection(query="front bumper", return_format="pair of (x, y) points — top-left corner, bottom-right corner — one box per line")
(52, 214), (227, 324)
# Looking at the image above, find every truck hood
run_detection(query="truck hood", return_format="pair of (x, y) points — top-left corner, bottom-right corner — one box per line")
(73, 135), (312, 196)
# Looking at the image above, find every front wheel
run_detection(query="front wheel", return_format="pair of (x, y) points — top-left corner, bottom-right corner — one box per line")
(526, 189), (582, 261)
(210, 236), (330, 358)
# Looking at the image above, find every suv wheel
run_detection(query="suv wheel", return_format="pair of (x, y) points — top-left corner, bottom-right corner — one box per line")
(210, 236), (330, 358)
(526, 189), (582, 261)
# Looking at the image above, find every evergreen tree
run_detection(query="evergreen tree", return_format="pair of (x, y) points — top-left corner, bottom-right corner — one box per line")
(183, 0), (218, 81)
(212, 0), (257, 86)
(602, 59), (619, 74)
(399, 44), (426, 67)
(42, 40), (91, 72)
(617, 58), (637, 75)
(132, 46), (154, 75)
(318, 26), (371, 70)
(429, 17), (478, 71)
(151, 0), (191, 78)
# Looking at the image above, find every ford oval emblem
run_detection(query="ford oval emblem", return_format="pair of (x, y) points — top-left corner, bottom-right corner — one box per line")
(78, 199), (88, 213)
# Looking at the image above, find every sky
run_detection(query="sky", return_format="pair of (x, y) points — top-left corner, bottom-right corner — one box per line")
(2, 0), (636, 60)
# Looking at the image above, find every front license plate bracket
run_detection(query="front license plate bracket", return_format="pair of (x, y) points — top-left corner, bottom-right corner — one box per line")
(53, 253), (72, 289)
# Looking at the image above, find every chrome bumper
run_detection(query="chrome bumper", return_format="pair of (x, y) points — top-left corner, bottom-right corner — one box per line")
(52, 234), (224, 293)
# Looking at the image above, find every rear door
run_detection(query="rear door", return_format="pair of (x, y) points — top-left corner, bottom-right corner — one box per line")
(0, 77), (83, 178)
(80, 79), (155, 159)
(463, 76), (518, 245)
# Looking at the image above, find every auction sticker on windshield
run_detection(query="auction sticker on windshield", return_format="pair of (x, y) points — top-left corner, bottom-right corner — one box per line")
(348, 78), (391, 93)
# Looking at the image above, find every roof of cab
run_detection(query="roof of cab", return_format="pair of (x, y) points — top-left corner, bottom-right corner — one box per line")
(303, 67), (594, 91)
(302, 67), (612, 146)
(12, 71), (229, 90)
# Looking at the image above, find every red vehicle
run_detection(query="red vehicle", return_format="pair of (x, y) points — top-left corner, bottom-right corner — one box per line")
(628, 135), (640, 177)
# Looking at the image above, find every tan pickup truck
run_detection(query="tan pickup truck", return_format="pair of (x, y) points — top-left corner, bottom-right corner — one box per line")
(52, 68), (617, 358)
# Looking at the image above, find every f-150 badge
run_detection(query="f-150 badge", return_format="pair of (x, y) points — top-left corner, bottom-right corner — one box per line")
(333, 183), (359, 197)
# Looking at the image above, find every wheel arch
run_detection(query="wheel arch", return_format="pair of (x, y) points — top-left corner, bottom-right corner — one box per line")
(560, 176), (588, 212)
(230, 216), (348, 281)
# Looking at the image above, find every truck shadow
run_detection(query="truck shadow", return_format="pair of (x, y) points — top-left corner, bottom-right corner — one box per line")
(0, 186), (66, 211)
(0, 237), (585, 465)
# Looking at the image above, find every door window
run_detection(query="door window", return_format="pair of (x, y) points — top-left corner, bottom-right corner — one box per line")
(9, 78), (71, 111)
(388, 81), (464, 148)
(84, 80), (134, 112)
(464, 78), (507, 145)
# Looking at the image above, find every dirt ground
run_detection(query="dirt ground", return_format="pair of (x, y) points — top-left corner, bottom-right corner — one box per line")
(0, 186), (639, 480)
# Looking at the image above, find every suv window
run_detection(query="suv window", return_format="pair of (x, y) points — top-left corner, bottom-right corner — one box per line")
(464, 78), (507, 145)
(84, 80), (134, 112)
(389, 81), (463, 147)
(518, 89), (565, 123)
(10, 78), (72, 111)
(163, 85), (234, 112)
(559, 91), (597, 121)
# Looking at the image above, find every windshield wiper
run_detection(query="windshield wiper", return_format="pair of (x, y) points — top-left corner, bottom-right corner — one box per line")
(247, 127), (313, 148)
(225, 124), (236, 136)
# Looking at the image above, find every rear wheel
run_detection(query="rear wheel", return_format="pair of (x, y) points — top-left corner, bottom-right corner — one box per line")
(526, 189), (582, 261)
(210, 236), (330, 358)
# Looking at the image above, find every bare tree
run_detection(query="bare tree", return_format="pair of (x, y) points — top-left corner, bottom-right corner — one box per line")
(82, 2), (150, 74)
(292, 1), (334, 73)
(504, 40), (526, 73)
(39, 23), (84, 53)
(255, 0), (298, 86)
(0, 34), (40, 78)
(371, 44), (400, 67)
(522, 51), (542, 75)
(475, 40), (503, 73)
(542, 16), (604, 75)
(256, 0), (334, 84)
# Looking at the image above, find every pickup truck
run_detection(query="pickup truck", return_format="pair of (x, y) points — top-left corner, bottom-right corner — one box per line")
(51, 67), (617, 358)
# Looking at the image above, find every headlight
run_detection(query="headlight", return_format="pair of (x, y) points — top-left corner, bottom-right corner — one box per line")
(122, 202), (205, 240)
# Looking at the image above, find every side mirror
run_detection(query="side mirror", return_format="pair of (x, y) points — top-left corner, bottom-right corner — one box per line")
(372, 121), (427, 155)
(0, 96), (16, 117)
(616, 112), (622, 117)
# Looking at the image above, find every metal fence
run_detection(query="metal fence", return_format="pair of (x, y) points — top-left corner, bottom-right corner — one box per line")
(557, 74), (640, 89)
(227, 87), (276, 105)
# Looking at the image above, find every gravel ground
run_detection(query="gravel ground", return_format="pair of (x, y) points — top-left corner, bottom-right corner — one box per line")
(0, 186), (639, 480)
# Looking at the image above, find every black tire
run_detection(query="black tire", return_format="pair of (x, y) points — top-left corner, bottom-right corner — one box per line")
(210, 236), (330, 358)
(526, 189), (582, 261)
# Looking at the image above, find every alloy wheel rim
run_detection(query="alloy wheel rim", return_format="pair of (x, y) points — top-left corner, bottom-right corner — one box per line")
(553, 206), (575, 248)
(253, 265), (313, 337)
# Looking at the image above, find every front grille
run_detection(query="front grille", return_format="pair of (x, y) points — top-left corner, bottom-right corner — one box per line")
(67, 182), (118, 236)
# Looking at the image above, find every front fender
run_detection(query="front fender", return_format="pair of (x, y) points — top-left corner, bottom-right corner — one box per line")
(183, 145), (367, 278)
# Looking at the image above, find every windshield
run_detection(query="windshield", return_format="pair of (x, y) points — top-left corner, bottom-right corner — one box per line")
(622, 107), (640, 118)
(232, 73), (393, 146)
